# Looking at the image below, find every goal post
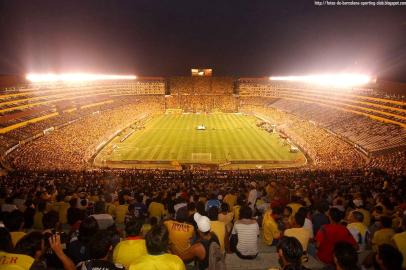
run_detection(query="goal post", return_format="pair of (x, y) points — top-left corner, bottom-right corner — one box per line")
(191, 153), (212, 162)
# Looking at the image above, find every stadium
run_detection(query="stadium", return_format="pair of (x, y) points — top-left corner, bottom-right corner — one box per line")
(1, 72), (405, 173)
(0, 1), (406, 270)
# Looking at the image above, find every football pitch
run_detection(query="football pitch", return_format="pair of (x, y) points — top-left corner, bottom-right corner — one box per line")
(94, 113), (306, 170)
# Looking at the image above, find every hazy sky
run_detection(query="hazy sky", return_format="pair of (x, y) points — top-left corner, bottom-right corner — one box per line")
(0, 0), (405, 80)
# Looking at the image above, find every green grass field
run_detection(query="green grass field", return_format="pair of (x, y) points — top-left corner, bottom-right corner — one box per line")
(94, 113), (306, 169)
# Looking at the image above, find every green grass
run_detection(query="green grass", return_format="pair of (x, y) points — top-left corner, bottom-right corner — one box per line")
(95, 113), (306, 169)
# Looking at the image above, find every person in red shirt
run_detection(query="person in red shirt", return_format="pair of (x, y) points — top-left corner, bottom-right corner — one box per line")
(315, 207), (357, 266)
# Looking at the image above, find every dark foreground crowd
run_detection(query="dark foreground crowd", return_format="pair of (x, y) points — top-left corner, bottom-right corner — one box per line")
(0, 168), (405, 270)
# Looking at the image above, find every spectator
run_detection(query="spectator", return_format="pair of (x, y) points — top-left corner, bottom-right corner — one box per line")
(353, 199), (370, 227)
(283, 206), (293, 229)
(375, 244), (403, 270)
(287, 196), (303, 218)
(4, 210), (26, 247)
(274, 236), (308, 270)
(77, 230), (124, 270)
(247, 182), (258, 212)
(371, 216), (395, 252)
(179, 212), (224, 270)
(284, 212), (311, 253)
(67, 198), (85, 231)
(42, 210), (69, 269)
(13, 231), (76, 270)
(207, 206), (227, 253)
(232, 195), (245, 222)
(115, 196), (129, 225)
(113, 218), (147, 269)
(90, 201), (114, 230)
(231, 205), (259, 259)
(67, 216), (99, 264)
(297, 207), (313, 239)
(218, 203), (234, 234)
(129, 224), (185, 270)
(33, 201), (46, 230)
(315, 207), (357, 265)
(23, 199), (35, 230)
(52, 194), (70, 225)
(333, 242), (360, 270)
(223, 190), (237, 210)
(346, 210), (369, 252)
(312, 201), (329, 236)
(262, 206), (282, 246)
(1, 197), (17, 213)
(206, 193), (221, 212)
(133, 194), (147, 219)
(164, 206), (194, 255)
(42, 210), (60, 234)
(148, 196), (165, 222)
(392, 215), (406, 269)
(0, 227), (13, 253)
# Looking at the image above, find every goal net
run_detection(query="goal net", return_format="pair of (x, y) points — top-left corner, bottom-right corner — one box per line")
(191, 153), (212, 162)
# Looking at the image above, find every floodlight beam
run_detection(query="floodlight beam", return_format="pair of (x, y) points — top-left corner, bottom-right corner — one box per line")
(26, 73), (137, 83)
(269, 74), (371, 88)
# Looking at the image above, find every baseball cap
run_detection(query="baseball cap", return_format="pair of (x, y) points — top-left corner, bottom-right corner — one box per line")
(194, 212), (211, 232)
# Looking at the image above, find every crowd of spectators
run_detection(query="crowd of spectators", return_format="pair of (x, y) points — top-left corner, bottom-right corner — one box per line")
(0, 166), (405, 269)
(165, 95), (236, 113)
(1, 81), (406, 270)
(240, 104), (367, 171)
(0, 96), (164, 154)
(166, 77), (236, 113)
(5, 98), (163, 171)
(268, 99), (406, 153)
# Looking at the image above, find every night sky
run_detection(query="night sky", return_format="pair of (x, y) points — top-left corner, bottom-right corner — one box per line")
(0, 0), (405, 80)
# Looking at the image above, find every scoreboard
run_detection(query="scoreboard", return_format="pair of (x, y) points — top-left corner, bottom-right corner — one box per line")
(191, 68), (213, 77)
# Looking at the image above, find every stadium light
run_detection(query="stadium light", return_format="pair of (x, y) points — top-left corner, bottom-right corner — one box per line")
(26, 73), (137, 82)
(269, 74), (371, 88)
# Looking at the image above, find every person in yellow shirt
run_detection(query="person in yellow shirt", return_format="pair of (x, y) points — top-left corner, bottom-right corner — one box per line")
(0, 227), (33, 270)
(392, 215), (406, 269)
(262, 207), (282, 246)
(287, 197), (303, 217)
(164, 207), (194, 255)
(115, 203), (129, 225)
(4, 210), (26, 247)
(105, 194), (116, 218)
(223, 190), (237, 209)
(148, 198), (166, 221)
(372, 216), (395, 252)
(207, 206), (226, 253)
(129, 224), (185, 270)
(51, 194), (70, 225)
(284, 212), (310, 252)
(347, 210), (369, 252)
(218, 203), (234, 234)
(113, 218), (147, 269)
(283, 206), (293, 228)
(232, 196), (245, 222)
(266, 182), (277, 201)
(233, 205), (241, 222)
(352, 198), (370, 226)
(33, 201), (46, 230)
